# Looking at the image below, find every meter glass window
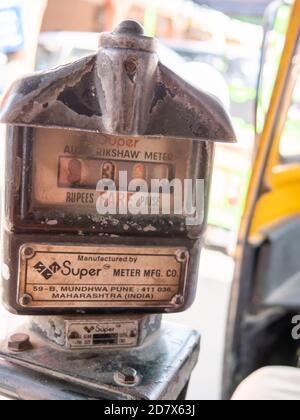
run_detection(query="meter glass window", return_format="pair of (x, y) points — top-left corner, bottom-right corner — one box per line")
(28, 128), (195, 220)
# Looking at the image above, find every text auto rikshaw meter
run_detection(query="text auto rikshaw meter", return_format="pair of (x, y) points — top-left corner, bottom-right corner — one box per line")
(0, 21), (235, 316)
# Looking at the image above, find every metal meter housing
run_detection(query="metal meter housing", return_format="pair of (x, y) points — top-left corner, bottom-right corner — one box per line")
(0, 21), (236, 315)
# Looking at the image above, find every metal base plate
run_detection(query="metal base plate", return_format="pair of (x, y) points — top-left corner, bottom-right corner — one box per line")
(0, 322), (200, 400)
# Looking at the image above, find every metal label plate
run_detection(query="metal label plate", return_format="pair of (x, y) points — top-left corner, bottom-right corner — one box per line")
(66, 320), (139, 349)
(18, 244), (188, 309)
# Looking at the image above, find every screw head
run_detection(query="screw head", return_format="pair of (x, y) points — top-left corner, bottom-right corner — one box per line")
(175, 250), (188, 263)
(8, 334), (31, 352)
(115, 367), (139, 386)
(172, 294), (184, 306)
(22, 247), (35, 259)
(20, 294), (32, 306)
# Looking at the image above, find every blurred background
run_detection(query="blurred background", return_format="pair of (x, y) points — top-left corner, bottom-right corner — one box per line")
(0, 0), (298, 400)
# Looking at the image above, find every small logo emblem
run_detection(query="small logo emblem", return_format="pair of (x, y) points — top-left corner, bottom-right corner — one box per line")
(33, 261), (61, 280)
(84, 326), (95, 334)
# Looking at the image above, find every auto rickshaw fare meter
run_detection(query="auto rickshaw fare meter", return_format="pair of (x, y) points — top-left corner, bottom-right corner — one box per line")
(0, 21), (235, 400)
(0, 21), (235, 316)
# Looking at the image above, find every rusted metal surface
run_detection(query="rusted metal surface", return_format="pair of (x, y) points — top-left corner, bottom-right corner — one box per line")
(0, 360), (93, 400)
(0, 322), (200, 400)
(0, 21), (236, 143)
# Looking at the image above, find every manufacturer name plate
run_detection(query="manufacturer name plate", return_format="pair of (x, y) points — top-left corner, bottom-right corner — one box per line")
(18, 244), (188, 309)
(66, 320), (139, 349)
